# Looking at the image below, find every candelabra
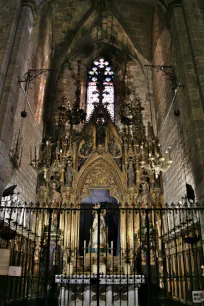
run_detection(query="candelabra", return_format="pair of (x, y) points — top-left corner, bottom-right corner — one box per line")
(120, 95), (173, 178)
(29, 60), (86, 174)
(139, 142), (173, 178)
(29, 137), (71, 170)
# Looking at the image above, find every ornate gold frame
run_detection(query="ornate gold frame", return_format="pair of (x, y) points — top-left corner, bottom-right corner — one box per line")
(74, 153), (126, 203)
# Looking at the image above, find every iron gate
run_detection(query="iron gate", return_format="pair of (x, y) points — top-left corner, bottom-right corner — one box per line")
(0, 202), (204, 306)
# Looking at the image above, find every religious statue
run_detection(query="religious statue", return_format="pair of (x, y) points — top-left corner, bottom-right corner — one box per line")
(137, 182), (153, 208)
(109, 142), (117, 156)
(37, 171), (46, 187)
(109, 141), (121, 157)
(127, 159), (135, 187)
(65, 160), (73, 187)
(96, 123), (106, 146)
(50, 180), (62, 207)
(79, 137), (93, 157)
(89, 206), (107, 251)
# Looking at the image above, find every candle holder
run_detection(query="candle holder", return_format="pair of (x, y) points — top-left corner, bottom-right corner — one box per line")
(140, 145), (173, 178)
(120, 95), (173, 178)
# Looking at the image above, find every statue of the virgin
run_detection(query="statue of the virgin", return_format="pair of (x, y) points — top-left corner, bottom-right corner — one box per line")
(90, 205), (107, 251)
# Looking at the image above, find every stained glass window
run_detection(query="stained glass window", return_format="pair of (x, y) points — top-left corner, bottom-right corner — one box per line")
(87, 58), (114, 120)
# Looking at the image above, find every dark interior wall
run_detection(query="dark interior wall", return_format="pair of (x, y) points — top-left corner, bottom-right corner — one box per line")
(111, 0), (153, 61)
(152, 1), (204, 202)
(0, 2), (52, 201)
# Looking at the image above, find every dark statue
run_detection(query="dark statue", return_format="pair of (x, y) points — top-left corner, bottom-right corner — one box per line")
(109, 142), (120, 157)
(96, 124), (106, 146)
(65, 160), (73, 187)
(137, 182), (153, 208)
(127, 159), (135, 187)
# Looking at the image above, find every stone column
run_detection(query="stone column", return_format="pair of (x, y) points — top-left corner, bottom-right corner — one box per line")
(182, 0), (204, 109)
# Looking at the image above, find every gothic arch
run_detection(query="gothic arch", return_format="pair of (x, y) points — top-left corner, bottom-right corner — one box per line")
(75, 155), (125, 203)
(55, 7), (150, 78)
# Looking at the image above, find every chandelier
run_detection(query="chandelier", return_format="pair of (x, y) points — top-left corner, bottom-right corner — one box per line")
(139, 141), (173, 178)
(30, 60), (86, 171)
(119, 80), (173, 178)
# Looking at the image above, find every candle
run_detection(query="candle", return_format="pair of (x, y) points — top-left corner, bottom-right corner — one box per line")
(140, 144), (144, 161)
(60, 149), (62, 162)
(157, 143), (161, 158)
(165, 150), (168, 161)
(168, 146), (171, 160)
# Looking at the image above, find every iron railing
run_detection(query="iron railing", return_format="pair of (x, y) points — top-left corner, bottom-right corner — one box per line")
(0, 202), (203, 306)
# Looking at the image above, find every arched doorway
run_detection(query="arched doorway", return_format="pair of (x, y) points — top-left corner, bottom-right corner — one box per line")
(79, 189), (120, 256)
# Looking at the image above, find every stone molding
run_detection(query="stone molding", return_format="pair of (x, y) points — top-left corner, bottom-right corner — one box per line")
(165, 0), (182, 22)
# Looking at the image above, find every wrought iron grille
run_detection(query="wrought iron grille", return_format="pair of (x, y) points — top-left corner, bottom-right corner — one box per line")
(0, 202), (203, 306)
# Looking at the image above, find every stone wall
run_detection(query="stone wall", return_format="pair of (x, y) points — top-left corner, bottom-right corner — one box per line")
(112, 0), (152, 61)
(0, 0), (21, 103)
(0, 2), (52, 202)
(152, 1), (204, 203)
(52, 0), (92, 60)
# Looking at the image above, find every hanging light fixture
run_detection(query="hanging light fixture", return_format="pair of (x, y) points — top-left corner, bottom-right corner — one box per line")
(140, 141), (173, 178)
(119, 62), (173, 178)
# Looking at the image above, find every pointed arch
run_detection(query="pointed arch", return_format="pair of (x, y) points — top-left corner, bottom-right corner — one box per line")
(55, 8), (151, 81)
(75, 155), (125, 203)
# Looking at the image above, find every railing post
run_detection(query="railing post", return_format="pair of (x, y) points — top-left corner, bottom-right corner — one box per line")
(145, 209), (151, 306)
(44, 208), (52, 306)
(97, 208), (100, 306)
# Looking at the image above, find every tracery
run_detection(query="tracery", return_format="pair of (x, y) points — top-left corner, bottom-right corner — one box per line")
(87, 58), (114, 120)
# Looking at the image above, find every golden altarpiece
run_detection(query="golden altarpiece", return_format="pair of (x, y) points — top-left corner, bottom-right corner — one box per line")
(25, 58), (177, 306)
(30, 69), (173, 304)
